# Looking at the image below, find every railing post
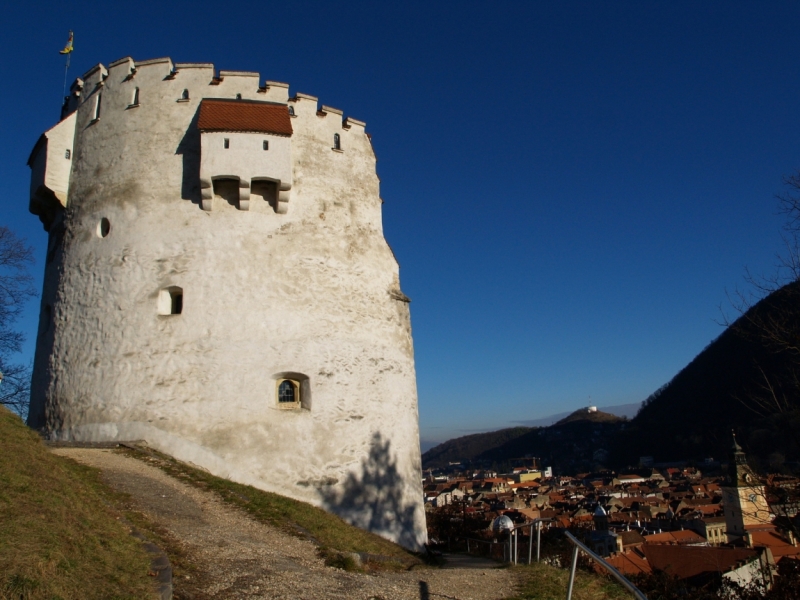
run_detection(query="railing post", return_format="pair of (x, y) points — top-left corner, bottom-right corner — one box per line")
(537, 521), (542, 562)
(528, 523), (534, 565)
(514, 529), (518, 564)
(565, 545), (579, 600)
(562, 531), (649, 600)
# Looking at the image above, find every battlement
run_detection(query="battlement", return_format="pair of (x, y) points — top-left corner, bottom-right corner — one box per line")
(60, 57), (366, 129)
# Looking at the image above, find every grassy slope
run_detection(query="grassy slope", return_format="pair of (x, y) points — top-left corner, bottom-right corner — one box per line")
(0, 407), (155, 600)
(510, 563), (629, 600)
(123, 447), (424, 570)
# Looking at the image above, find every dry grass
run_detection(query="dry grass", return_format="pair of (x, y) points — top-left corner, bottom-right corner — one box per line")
(509, 561), (632, 600)
(0, 407), (156, 600)
(122, 447), (425, 571)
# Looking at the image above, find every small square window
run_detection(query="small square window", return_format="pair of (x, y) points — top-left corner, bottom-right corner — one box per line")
(263, 140), (269, 150)
(158, 286), (183, 315)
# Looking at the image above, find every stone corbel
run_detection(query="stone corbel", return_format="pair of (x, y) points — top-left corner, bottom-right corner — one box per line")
(276, 181), (291, 214)
(200, 178), (213, 211)
(238, 180), (251, 211)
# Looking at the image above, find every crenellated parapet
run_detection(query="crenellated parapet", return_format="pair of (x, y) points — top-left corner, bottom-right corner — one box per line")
(59, 56), (367, 131)
(40, 56), (372, 227)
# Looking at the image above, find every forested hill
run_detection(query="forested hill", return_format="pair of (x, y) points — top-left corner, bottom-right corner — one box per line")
(613, 281), (800, 468)
(421, 427), (532, 469)
(421, 409), (625, 471)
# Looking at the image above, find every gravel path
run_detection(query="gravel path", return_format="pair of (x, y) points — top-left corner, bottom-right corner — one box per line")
(52, 448), (519, 600)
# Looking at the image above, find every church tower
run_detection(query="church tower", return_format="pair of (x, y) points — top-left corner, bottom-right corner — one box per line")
(722, 433), (772, 544)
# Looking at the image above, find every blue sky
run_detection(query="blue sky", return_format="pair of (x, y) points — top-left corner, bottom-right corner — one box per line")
(3, 1), (799, 449)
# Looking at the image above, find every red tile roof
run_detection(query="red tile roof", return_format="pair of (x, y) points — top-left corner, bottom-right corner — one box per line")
(606, 550), (652, 575)
(642, 545), (757, 580)
(750, 530), (800, 561)
(645, 530), (707, 545)
(198, 99), (293, 136)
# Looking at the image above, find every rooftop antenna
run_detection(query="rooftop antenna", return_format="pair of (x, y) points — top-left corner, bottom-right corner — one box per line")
(59, 30), (74, 102)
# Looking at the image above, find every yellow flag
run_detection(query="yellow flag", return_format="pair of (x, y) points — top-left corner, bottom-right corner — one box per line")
(59, 31), (74, 55)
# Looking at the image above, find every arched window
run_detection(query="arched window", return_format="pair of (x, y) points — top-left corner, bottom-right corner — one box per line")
(235, 93), (242, 100)
(181, 89), (189, 100)
(333, 133), (341, 150)
(273, 372), (310, 409)
(288, 105), (295, 116)
(278, 379), (297, 404)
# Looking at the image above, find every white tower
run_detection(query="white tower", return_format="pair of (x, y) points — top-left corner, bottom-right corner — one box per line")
(27, 57), (426, 549)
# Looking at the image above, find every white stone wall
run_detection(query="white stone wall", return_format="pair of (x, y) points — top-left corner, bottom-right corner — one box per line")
(28, 56), (426, 550)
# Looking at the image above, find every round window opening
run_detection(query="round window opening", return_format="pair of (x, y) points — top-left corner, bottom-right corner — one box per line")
(97, 217), (111, 238)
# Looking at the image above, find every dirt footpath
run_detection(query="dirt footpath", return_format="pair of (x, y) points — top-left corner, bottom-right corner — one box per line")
(53, 449), (519, 600)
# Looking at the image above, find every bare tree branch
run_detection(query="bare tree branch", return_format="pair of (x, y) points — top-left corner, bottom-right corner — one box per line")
(0, 225), (36, 418)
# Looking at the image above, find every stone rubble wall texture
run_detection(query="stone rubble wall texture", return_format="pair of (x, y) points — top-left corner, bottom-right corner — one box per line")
(27, 56), (427, 550)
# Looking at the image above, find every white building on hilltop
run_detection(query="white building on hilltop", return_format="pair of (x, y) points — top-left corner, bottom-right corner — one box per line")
(26, 56), (426, 549)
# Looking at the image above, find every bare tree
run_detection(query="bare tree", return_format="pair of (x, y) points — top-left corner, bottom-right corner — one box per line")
(718, 175), (800, 467)
(0, 226), (35, 417)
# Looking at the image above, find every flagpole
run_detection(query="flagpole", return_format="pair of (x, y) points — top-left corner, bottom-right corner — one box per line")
(62, 51), (71, 102)
(59, 30), (74, 106)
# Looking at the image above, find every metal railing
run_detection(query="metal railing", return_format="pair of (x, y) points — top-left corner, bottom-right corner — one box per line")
(562, 531), (648, 600)
(455, 520), (648, 599)
(506, 518), (554, 565)
(499, 522), (647, 600)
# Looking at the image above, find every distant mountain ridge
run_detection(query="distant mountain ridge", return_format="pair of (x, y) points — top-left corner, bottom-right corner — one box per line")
(422, 407), (626, 470)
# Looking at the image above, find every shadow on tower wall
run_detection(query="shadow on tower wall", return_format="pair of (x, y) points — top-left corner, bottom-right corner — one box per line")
(319, 432), (420, 549)
(176, 108), (201, 205)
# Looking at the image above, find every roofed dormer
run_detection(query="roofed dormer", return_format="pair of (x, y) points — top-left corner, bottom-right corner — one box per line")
(197, 99), (293, 212)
